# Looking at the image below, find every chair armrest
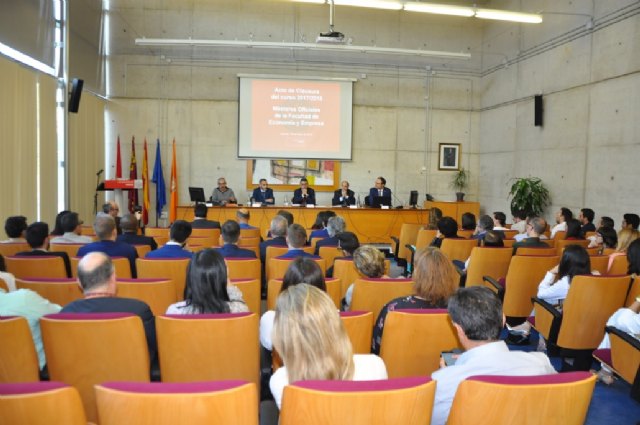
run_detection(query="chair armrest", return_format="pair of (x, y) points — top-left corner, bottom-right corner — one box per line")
(390, 236), (400, 259)
(531, 297), (563, 344)
(483, 276), (502, 291)
(606, 326), (640, 350)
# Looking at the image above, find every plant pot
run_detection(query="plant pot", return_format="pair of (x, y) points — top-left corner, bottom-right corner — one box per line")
(455, 192), (465, 202)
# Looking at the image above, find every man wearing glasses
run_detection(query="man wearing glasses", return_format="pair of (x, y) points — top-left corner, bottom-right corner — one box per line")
(211, 177), (237, 206)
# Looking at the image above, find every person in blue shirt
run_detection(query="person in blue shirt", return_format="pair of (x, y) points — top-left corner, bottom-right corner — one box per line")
(236, 208), (257, 230)
(277, 224), (319, 260)
(145, 220), (193, 259)
(214, 220), (256, 259)
(77, 216), (138, 277)
(251, 179), (275, 205)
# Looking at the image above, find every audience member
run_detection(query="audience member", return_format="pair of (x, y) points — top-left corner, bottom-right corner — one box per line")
(471, 215), (494, 241)
(191, 204), (221, 229)
(2, 216), (27, 243)
(315, 216), (346, 254)
(326, 231), (360, 278)
(213, 220), (256, 258)
(16, 222), (72, 277)
(77, 216), (138, 277)
(309, 210), (336, 238)
(564, 218), (585, 240)
(49, 212), (93, 243)
(372, 247), (458, 354)
(431, 286), (556, 425)
(599, 216), (615, 229)
(622, 213), (640, 231)
(166, 249), (247, 314)
(277, 224), (318, 260)
(210, 177), (237, 206)
(260, 216), (288, 265)
(292, 177), (316, 205)
(607, 228), (640, 272)
(102, 201), (122, 234)
(62, 252), (156, 364)
(277, 210), (294, 226)
(368, 176), (392, 207)
(251, 178), (275, 205)
(342, 245), (388, 310)
(579, 208), (596, 235)
(461, 213), (476, 231)
(510, 210), (528, 234)
(492, 211), (508, 231)
(550, 207), (573, 239)
(236, 208), (256, 229)
(270, 284), (387, 408)
(260, 257), (327, 351)
(145, 220), (193, 259)
(116, 213), (157, 250)
(0, 256), (16, 291)
(50, 210), (70, 236)
(588, 226), (618, 249)
(425, 207), (443, 230)
(512, 217), (549, 255)
(430, 217), (461, 248)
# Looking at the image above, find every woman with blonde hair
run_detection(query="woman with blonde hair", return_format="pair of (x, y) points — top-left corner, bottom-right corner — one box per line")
(607, 228), (640, 272)
(372, 247), (458, 354)
(270, 284), (387, 408)
(341, 245), (389, 310)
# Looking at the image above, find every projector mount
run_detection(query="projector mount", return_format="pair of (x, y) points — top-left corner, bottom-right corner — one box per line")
(316, 0), (346, 44)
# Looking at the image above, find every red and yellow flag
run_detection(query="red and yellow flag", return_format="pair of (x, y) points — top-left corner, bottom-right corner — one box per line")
(142, 139), (150, 225)
(128, 137), (138, 213)
(115, 136), (122, 178)
(169, 139), (178, 223)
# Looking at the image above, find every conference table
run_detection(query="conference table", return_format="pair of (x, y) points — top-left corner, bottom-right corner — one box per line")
(175, 205), (430, 244)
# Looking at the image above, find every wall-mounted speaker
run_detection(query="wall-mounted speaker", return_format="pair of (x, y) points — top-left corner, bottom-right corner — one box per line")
(534, 94), (543, 127)
(68, 78), (84, 113)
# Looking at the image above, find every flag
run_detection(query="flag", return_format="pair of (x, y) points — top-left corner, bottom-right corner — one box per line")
(169, 138), (178, 223)
(128, 137), (138, 213)
(142, 138), (150, 225)
(115, 136), (122, 178)
(151, 139), (166, 218)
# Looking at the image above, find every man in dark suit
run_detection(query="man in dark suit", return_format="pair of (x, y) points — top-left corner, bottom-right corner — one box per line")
(368, 176), (392, 207)
(145, 220), (193, 259)
(292, 178), (316, 205)
(116, 214), (157, 251)
(472, 215), (504, 243)
(16, 221), (72, 277)
(190, 204), (221, 229)
(579, 208), (596, 236)
(78, 216), (138, 277)
(101, 201), (122, 235)
(326, 231), (360, 277)
(332, 180), (356, 206)
(214, 220), (256, 258)
(512, 217), (549, 255)
(277, 224), (319, 260)
(251, 179), (275, 205)
(315, 216), (346, 254)
(259, 216), (288, 264)
(61, 252), (157, 367)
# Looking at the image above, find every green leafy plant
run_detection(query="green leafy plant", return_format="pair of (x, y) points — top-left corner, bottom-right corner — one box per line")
(450, 168), (469, 193)
(508, 177), (551, 216)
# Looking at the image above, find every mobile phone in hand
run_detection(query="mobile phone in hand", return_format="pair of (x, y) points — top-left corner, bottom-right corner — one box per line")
(441, 351), (458, 366)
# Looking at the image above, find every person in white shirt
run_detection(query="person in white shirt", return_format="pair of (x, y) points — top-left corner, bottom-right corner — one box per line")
(492, 211), (509, 231)
(269, 284), (387, 409)
(431, 287), (556, 425)
(510, 210), (527, 234)
(49, 212), (93, 244)
(1, 216), (27, 243)
(550, 207), (573, 239)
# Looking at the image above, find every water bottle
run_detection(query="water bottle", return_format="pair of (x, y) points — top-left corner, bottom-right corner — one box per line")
(284, 196), (289, 207)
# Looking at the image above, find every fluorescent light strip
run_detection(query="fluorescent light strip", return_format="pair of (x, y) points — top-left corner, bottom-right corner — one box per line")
(475, 8), (542, 24)
(334, 0), (402, 10)
(0, 42), (56, 76)
(135, 38), (470, 59)
(404, 2), (473, 17)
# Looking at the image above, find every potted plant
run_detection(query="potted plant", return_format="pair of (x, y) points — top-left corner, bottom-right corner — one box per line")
(508, 177), (551, 217)
(450, 168), (469, 202)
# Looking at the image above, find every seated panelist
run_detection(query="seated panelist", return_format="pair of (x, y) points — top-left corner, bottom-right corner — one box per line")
(251, 178), (275, 205)
(292, 177), (316, 205)
(368, 176), (392, 207)
(332, 180), (356, 206)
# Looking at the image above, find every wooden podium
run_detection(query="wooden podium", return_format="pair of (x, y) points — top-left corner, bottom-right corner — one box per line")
(424, 201), (480, 225)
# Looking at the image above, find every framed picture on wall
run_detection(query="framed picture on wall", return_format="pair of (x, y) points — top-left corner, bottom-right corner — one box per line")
(246, 159), (340, 191)
(438, 143), (460, 170)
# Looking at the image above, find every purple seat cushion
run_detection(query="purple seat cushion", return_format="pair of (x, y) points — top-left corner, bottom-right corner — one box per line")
(363, 278), (412, 283)
(163, 312), (252, 320)
(592, 349), (612, 366)
(291, 376), (431, 392)
(0, 381), (69, 395)
(44, 312), (134, 320)
(16, 277), (76, 283)
(396, 308), (448, 315)
(340, 311), (370, 318)
(467, 371), (591, 385)
(117, 278), (170, 283)
(100, 380), (250, 394)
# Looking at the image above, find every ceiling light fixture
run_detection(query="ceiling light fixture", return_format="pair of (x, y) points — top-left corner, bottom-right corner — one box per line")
(475, 8), (543, 24)
(333, 0), (403, 10)
(403, 2), (474, 17)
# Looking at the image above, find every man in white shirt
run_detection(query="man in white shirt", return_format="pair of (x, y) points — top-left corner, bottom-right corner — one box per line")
(431, 287), (556, 425)
(1, 216), (27, 243)
(550, 207), (573, 239)
(49, 212), (93, 244)
(510, 210), (527, 234)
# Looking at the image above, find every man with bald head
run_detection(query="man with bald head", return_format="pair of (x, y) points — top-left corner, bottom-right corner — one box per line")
(116, 213), (157, 251)
(61, 252), (156, 364)
(332, 180), (356, 206)
(77, 215), (138, 277)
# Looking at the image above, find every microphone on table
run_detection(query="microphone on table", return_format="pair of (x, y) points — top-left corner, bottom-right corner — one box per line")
(96, 169), (104, 177)
(392, 192), (404, 209)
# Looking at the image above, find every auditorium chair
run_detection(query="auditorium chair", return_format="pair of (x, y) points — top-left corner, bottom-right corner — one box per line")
(484, 255), (559, 321)
(608, 255), (629, 275)
(502, 229), (518, 239)
(0, 242), (29, 258)
(463, 247), (512, 287)
(265, 245), (315, 266)
(440, 238), (478, 263)
(379, 309), (461, 377)
(41, 313), (151, 422)
(95, 380), (258, 425)
(0, 382), (87, 425)
(115, 278), (176, 316)
(589, 255), (609, 275)
(48, 242), (85, 257)
(4, 256), (67, 279)
(239, 228), (261, 239)
(457, 229), (474, 239)
(555, 239), (590, 257)
(501, 239), (515, 248)
(15, 277), (82, 307)
(156, 313), (259, 389)
(390, 223), (422, 273)
(144, 227), (170, 238)
(553, 231), (567, 240)
(585, 246), (601, 256)
(133, 244), (152, 258)
(332, 258), (392, 298)
(0, 277), (7, 292)
(447, 372), (596, 425)
(318, 245), (342, 271)
(339, 311), (374, 354)
(238, 244), (260, 258)
(414, 229), (438, 252)
(626, 276), (640, 306)
(593, 326), (640, 401)
(186, 236), (218, 251)
(514, 246), (556, 256)
(532, 274), (630, 370)
(279, 377), (436, 425)
(230, 278), (261, 314)
(71, 256), (132, 279)
(136, 257), (190, 300)
(350, 278), (414, 317)
(267, 277), (342, 310)
(0, 316), (40, 382)
(266, 257), (325, 282)
(225, 257), (261, 281)
(190, 228), (221, 240)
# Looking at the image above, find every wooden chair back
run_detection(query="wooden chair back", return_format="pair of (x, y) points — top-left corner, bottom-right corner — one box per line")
(95, 381), (258, 425)
(0, 242), (29, 258)
(502, 255), (560, 318)
(132, 244), (152, 258)
(608, 254), (629, 275)
(190, 228), (221, 239)
(4, 256), (67, 279)
(0, 382), (87, 425)
(553, 231), (567, 240)
(465, 247), (512, 287)
(515, 246), (556, 256)
(15, 278), (82, 307)
(350, 278), (414, 317)
(70, 256), (132, 279)
(136, 258), (190, 300)
(379, 309), (461, 377)
(0, 277), (7, 292)
(187, 236), (218, 251)
(339, 311), (373, 354)
(280, 377), (436, 425)
(502, 239), (515, 248)
(415, 229), (437, 251)
(238, 244), (260, 258)
(589, 255), (609, 275)
(267, 257), (326, 282)
(318, 245), (342, 270)
(555, 239), (590, 257)
(240, 228), (261, 239)
(0, 317), (40, 382)
(267, 278), (342, 310)
(156, 313), (259, 389)
(153, 236), (169, 246)
(457, 229), (474, 239)
(265, 246), (288, 264)
(41, 313), (150, 422)
(395, 223), (423, 262)
(144, 227), (169, 238)
(440, 239), (478, 262)
(116, 278), (176, 316)
(447, 373), (596, 425)
(48, 243), (85, 258)
(230, 279), (261, 314)
(607, 326), (640, 387)
(502, 229), (518, 239)
(333, 258), (391, 298)
(626, 276), (640, 307)
(225, 257), (261, 281)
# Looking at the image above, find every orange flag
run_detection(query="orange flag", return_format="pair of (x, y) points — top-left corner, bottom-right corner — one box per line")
(169, 139), (178, 223)
(142, 139), (150, 225)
